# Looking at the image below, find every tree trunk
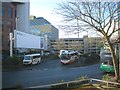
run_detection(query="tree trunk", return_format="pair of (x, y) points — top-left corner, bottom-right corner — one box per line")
(106, 38), (119, 81)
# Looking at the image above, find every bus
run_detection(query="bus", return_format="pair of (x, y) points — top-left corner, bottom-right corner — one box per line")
(59, 50), (78, 64)
(23, 53), (41, 65)
(100, 46), (115, 72)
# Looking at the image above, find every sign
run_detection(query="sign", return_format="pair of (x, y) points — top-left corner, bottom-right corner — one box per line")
(14, 30), (44, 49)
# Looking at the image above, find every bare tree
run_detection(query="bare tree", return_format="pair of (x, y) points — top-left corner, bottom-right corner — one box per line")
(55, 1), (120, 81)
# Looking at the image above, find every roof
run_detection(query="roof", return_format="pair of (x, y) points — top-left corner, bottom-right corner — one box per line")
(25, 53), (41, 56)
(60, 50), (75, 55)
(30, 17), (51, 26)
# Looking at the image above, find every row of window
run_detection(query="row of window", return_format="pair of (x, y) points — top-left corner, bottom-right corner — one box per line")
(2, 7), (12, 17)
(2, 3), (16, 18)
(50, 39), (83, 42)
(2, 3), (17, 32)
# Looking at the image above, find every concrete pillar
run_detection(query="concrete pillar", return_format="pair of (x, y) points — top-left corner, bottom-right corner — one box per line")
(83, 35), (89, 54)
(9, 33), (13, 57)
(17, 2), (30, 32)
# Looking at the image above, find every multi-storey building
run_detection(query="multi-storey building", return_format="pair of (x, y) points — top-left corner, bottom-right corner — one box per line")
(1, 0), (30, 53)
(50, 38), (84, 52)
(30, 16), (59, 50)
(50, 36), (103, 54)
(30, 16), (58, 39)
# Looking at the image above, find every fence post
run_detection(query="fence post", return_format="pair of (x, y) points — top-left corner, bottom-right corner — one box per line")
(90, 78), (92, 84)
(67, 83), (69, 88)
(107, 81), (108, 88)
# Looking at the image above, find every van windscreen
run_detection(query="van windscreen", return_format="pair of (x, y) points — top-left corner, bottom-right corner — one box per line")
(24, 56), (30, 60)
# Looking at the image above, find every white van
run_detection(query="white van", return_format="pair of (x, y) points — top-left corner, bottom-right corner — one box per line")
(23, 54), (41, 65)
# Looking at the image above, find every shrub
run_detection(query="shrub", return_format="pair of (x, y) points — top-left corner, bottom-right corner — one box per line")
(52, 54), (59, 59)
(77, 75), (88, 80)
(102, 74), (111, 81)
(10, 55), (22, 65)
(82, 53), (89, 57)
(2, 56), (12, 65)
(85, 54), (100, 64)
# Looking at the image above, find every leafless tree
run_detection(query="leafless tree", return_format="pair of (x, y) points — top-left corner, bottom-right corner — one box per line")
(55, 1), (120, 81)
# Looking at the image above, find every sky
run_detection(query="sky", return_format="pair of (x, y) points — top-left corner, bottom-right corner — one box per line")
(30, 0), (100, 38)
(30, 0), (66, 25)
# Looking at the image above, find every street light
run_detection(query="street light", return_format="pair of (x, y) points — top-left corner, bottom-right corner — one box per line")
(10, 17), (19, 57)
(14, 17), (19, 55)
(9, 28), (13, 57)
(76, 17), (80, 51)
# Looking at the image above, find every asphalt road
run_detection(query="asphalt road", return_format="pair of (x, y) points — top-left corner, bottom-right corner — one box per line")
(2, 59), (103, 89)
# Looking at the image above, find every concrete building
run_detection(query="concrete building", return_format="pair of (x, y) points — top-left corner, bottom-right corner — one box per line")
(50, 36), (103, 54)
(1, 0), (30, 52)
(30, 16), (59, 50)
(50, 38), (84, 52)
(30, 16), (59, 39)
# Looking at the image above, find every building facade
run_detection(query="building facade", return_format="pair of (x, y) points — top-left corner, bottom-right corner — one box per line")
(30, 16), (59, 50)
(30, 16), (59, 39)
(50, 36), (103, 54)
(1, 0), (30, 52)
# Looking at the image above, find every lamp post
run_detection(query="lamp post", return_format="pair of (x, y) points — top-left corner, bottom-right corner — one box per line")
(14, 17), (19, 55)
(9, 29), (13, 57)
(76, 17), (80, 51)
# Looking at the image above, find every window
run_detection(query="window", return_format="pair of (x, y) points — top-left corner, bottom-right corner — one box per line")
(15, 9), (17, 17)
(33, 55), (40, 59)
(2, 6), (5, 17)
(2, 19), (5, 31)
(2, 34), (4, 46)
(7, 20), (12, 32)
(8, 7), (12, 17)
(24, 56), (30, 60)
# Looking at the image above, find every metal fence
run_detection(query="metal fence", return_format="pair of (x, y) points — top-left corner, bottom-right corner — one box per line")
(90, 78), (120, 88)
(27, 78), (120, 89)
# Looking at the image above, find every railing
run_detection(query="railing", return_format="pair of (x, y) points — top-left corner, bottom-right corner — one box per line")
(27, 78), (120, 89)
(90, 78), (120, 88)
(27, 79), (89, 88)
